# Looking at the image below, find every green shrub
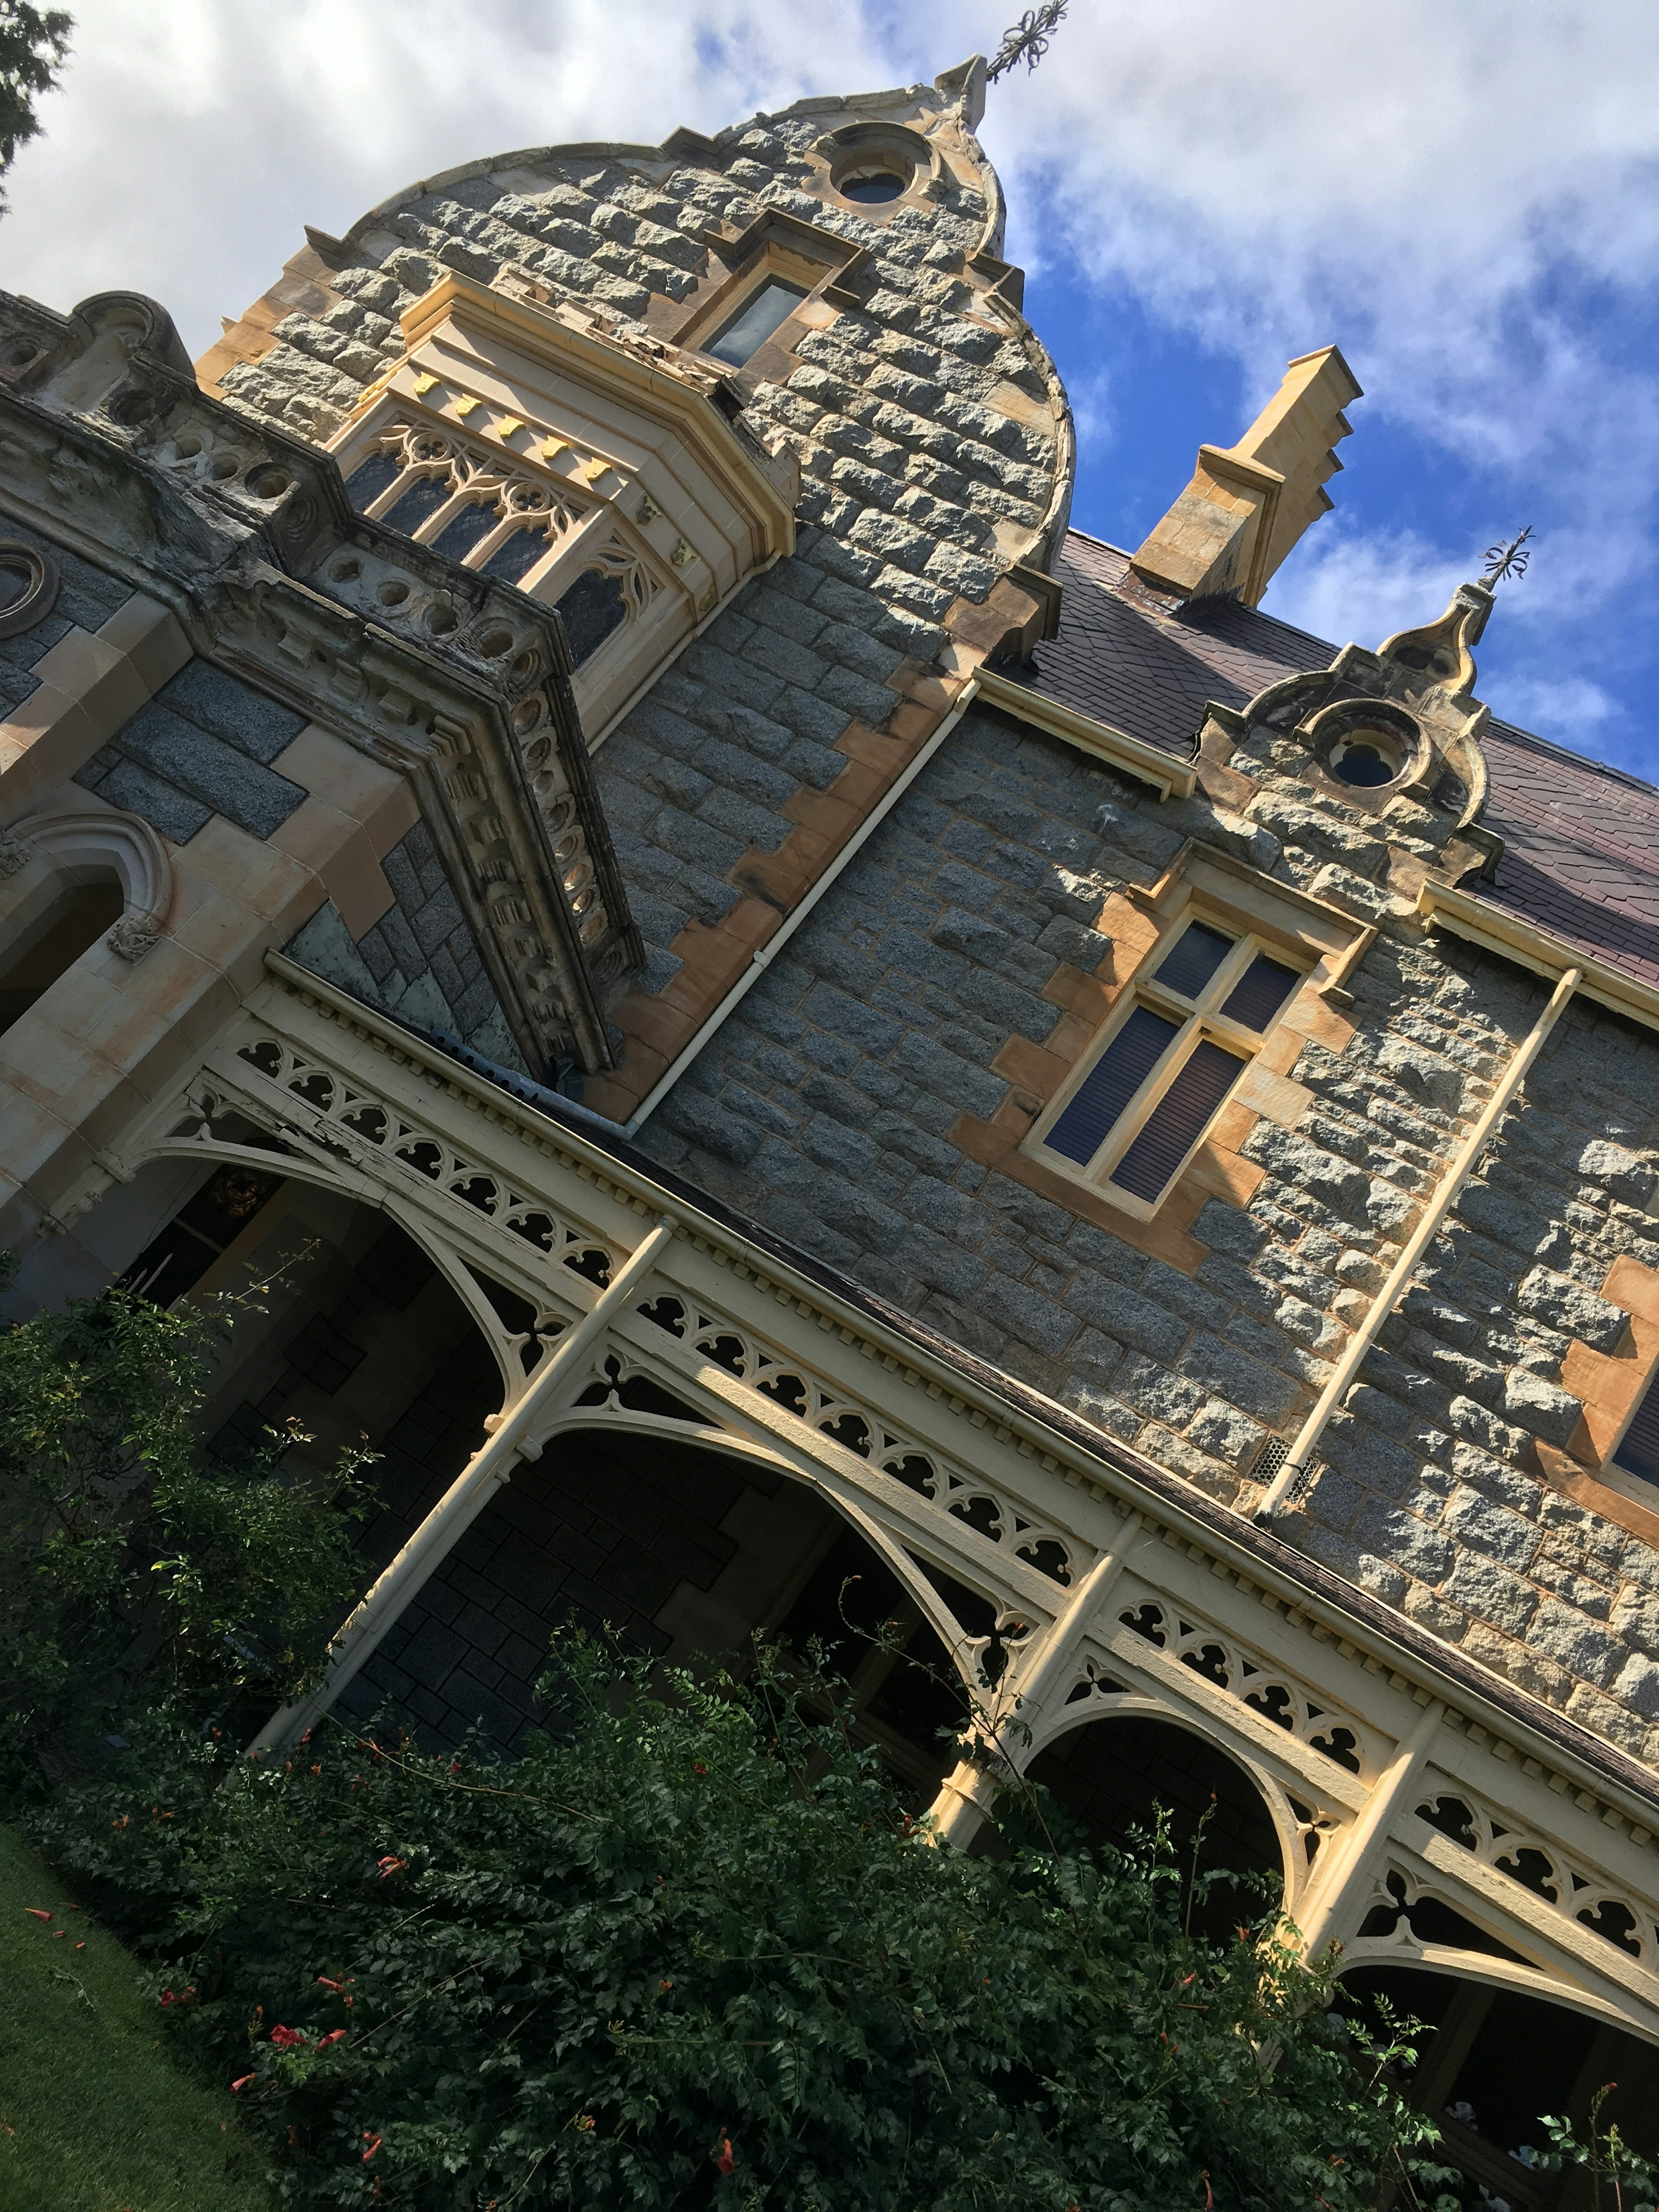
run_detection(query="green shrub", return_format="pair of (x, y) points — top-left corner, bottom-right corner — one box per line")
(0, 1272), (372, 1790)
(31, 1636), (1458, 2211)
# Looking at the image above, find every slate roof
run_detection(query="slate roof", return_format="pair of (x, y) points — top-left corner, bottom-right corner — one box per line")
(1004, 531), (1659, 993)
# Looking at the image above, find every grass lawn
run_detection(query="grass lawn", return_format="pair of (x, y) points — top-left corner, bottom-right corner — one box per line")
(0, 1821), (276, 2212)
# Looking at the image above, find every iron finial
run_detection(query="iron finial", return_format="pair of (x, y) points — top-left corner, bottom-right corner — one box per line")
(987, 1), (1069, 84)
(1481, 526), (1535, 587)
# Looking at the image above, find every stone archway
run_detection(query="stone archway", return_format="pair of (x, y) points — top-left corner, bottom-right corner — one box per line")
(1341, 1962), (1659, 2209)
(1017, 1712), (1288, 1935)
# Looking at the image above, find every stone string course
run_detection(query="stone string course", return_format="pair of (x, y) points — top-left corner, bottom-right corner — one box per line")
(213, 108), (1066, 1024)
(634, 705), (1659, 1766)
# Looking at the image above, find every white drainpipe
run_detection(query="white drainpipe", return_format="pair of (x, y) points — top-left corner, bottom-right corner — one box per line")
(248, 1215), (678, 1753)
(626, 674), (982, 1133)
(1253, 965), (1582, 1524)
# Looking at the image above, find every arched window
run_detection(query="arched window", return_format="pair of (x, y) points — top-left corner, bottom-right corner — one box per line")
(0, 875), (123, 1033)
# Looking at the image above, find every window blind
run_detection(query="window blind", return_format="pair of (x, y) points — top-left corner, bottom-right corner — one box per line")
(1109, 1039), (1246, 1201)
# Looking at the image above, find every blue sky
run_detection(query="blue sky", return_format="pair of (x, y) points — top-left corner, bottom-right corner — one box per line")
(6, 0), (1656, 780)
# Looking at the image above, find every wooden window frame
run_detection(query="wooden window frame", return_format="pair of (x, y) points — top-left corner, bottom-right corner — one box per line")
(1027, 909), (1311, 1220)
(1020, 844), (1371, 1223)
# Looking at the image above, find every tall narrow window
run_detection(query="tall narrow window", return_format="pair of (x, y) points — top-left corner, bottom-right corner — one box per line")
(0, 878), (124, 1034)
(1032, 913), (1303, 1212)
(1613, 1374), (1659, 1489)
(705, 280), (807, 369)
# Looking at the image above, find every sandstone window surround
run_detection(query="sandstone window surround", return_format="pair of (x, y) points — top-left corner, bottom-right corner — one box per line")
(1021, 845), (1372, 1225)
(1534, 1255), (1659, 1545)
(324, 272), (797, 746)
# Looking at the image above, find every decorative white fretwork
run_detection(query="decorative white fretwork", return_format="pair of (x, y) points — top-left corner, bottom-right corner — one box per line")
(225, 1036), (618, 1290)
(1416, 1787), (1659, 1972)
(1114, 1597), (1375, 1778)
(635, 1292), (1076, 1586)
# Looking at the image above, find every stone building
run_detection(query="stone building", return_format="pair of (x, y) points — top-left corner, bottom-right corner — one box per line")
(3, 51), (1659, 2199)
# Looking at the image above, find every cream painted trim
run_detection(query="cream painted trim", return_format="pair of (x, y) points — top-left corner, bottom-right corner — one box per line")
(973, 664), (1198, 800)
(1418, 880), (1659, 1037)
(253, 950), (1659, 1843)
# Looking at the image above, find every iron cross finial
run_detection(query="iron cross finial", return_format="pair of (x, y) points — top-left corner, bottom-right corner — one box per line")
(1481, 526), (1535, 587)
(987, 1), (1069, 84)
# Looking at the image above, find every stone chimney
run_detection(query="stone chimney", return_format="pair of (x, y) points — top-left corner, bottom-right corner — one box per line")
(1129, 346), (1362, 607)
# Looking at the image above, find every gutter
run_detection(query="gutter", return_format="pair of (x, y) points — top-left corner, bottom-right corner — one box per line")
(1419, 879), (1659, 1036)
(625, 673), (983, 1133)
(973, 664), (1198, 801)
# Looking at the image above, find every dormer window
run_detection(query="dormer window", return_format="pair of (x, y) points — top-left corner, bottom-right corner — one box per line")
(1036, 914), (1303, 1210)
(705, 279), (808, 369)
(325, 271), (796, 744)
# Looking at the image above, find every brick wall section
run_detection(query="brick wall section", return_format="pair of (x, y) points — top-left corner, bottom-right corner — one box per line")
(75, 656), (308, 843)
(209, 105), (1066, 1115)
(633, 703), (1659, 1765)
(0, 518), (130, 716)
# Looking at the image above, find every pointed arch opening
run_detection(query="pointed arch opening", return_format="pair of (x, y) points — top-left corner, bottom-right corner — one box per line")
(1338, 1964), (1659, 2207)
(340, 1421), (988, 1783)
(1011, 1712), (1288, 1938)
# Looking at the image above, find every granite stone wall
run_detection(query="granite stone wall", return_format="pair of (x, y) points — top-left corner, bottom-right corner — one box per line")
(284, 819), (527, 1070)
(0, 518), (130, 715)
(213, 105), (1065, 1008)
(633, 701), (1659, 1762)
(75, 656), (308, 844)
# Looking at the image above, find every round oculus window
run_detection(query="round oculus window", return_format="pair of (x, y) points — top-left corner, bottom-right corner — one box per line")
(840, 168), (906, 203)
(1329, 731), (1402, 788)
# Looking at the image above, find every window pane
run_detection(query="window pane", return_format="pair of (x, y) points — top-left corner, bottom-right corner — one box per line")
(430, 503), (499, 563)
(1219, 953), (1301, 1031)
(480, 528), (547, 588)
(343, 450), (401, 512)
(381, 475), (451, 538)
(706, 280), (807, 368)
(1045, 1006), (1180, 1166)
(1152, 921), (1234, 1001)
(554, 567), (627, 665)
(1109, 1039), (1246, 1202)
(1614, 1376), (1659, 1488)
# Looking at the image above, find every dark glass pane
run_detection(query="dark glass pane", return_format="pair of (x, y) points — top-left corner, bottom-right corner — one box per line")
(554, 567), (627, 666)
(842, 172), (904, 203)
(1332, 741), (1395, 787)
(1219, 953), (1301, 1032)
(381, 474), (451, 538)
(706, 279), (807, 368)
(120, 1166), (281, 1307)
(343, 450), (401, 512)
(1045, 1006), (1180, 1167)
(1614, 1376), (1659, 1487)
(480, 528), (547, 585)
(1151, 921), (1234, 1002)
(429, 502), (499, 563)
(1110, 1039), (1245, 1202)
(0, 880), (125, 1033)
(175, 1165), (282, 1249)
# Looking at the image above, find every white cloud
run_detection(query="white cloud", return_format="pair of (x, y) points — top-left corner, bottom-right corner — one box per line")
(1, 0), (1654, 770)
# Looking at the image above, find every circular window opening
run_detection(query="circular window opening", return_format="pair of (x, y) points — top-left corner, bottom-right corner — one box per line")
(840, 168), (906, 204)
(1329, 731), (1402, 788)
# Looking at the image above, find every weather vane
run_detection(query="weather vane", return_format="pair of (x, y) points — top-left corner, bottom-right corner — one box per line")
(987, 1), (1069, 83)
(1481, 525), (1535, 587)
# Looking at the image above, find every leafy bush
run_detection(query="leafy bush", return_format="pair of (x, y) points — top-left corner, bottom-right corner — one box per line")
(30, 1636), (1456, 2211)
(0, 1273), (372, 1789)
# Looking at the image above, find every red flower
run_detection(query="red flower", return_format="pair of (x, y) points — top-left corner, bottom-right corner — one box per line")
(230, 2075), (255, 2094)
(693, 1763), (707, 1775)
(376, 1855), (405, 1878)
(362, 2134), (382, 2163)
(160, 1990), (177, 2006)
(317, 2029), (346, 2049)
(715, 2136), (734, 2176)
(270, 2024), (305, 2050)
(316, 1975), (346, 1991)
(24, 1907), (50, 1921)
